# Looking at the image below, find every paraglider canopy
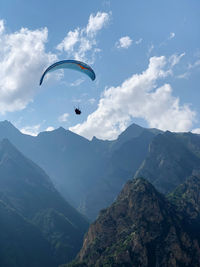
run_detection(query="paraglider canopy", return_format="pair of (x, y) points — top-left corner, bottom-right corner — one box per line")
(39, 59), (96, 85)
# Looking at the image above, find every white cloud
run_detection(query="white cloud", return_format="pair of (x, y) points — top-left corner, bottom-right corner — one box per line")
(169, 52), (185, 66)
(46, 126), (55, 131)
(57, 11), (110, 62)
(86, 12), (110, 36)
(147, 44), (154, 56)
(56, 29), (79, 52)
(0, 25), (57, 113)
(70, 55), (195, 140)
(169, 32), (175, 39)
(135, 38), (142, 45)
(70, 78), (84, 87)
(188, 59), (200, 69)
(115, 36), (132, 49)
(159, 32), (176, 47)
(20, 124), (41, 136)
(177, 72), (189, 79)
(175, 55), (198, 79)
(192, 128), (200, 134)
(0, 20), (5, 35)
(58, 113), (69, 122)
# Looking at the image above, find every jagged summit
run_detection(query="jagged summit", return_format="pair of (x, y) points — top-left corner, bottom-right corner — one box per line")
(0, 120), (22, 136)
(118, 123), (145, 140)
(37, 126), (90, 143)
(0, 120), (16, 128)
(38, 126), (66, 135)
(117, 123), (162, 143)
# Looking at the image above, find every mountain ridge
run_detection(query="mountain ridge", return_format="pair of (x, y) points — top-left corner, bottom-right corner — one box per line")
(0, 138), (89, 266)
(0, 120), (159, 220)
(135, 131), (200, 194)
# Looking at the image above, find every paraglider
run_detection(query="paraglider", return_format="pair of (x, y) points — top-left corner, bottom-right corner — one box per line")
(39, 59), (96, 86)
(39, 60), (95, 115)
(74, 108), (81, 115)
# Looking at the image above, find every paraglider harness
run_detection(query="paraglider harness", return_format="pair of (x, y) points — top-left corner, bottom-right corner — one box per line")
(75, 107), (81, 115)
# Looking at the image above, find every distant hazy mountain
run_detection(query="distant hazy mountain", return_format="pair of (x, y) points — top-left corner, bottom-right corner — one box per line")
(66, 177), (200, 267)
(0, 121), (159, 220)
(85, 124), (158, 219)
(0, 138), (88, 266)
(135, 131), (200, 194)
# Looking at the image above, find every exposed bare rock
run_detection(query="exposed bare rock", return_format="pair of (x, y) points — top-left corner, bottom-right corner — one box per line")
(65, 178), (200, 266)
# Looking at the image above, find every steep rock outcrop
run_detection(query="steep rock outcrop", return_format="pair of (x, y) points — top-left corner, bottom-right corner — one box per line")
(65, 178), (200, 266)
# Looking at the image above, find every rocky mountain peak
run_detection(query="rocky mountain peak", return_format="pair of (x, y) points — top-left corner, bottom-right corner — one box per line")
(0, 120), (22, 138)
(68, 178), (200, 267)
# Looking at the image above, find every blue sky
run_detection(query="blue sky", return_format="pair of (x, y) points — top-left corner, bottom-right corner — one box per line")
(0, 0), (199, 139)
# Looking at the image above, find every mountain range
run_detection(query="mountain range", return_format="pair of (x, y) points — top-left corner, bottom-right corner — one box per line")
(0, 120), (200, 221)
(0, 121), (160, 220)
(1, 120), (200, 266)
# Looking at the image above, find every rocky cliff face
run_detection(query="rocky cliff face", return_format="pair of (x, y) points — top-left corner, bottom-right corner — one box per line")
(168, 173), (200, 218)
(66, 178), (200, 267)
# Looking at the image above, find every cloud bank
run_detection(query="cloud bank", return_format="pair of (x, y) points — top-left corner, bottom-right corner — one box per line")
(57, 12), (110, 62)
(70, 55), (195, 140)
(0, 20), (57, 113)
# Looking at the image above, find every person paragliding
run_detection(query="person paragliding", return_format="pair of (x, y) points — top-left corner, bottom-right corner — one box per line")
(39, 59), (95, 115)
(74, 107), (81, 115)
